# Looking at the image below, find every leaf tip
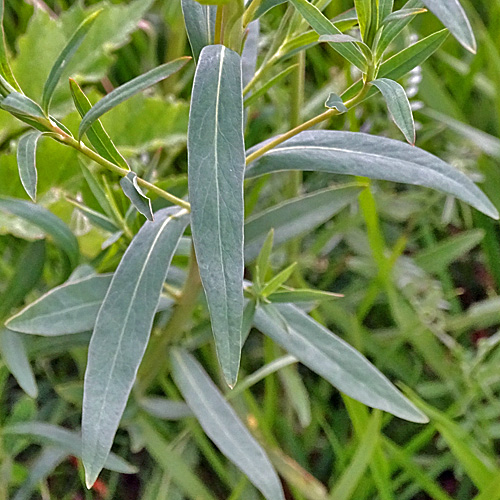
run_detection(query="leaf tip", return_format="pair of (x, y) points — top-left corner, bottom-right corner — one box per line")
(84, 469), (97, 490)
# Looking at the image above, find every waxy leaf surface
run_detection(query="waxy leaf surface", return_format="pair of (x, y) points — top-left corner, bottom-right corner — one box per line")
(246, 131), (498, 219)
(82, 207), (189, 488)
(181, 0), (216, 62)
(171, 348), (285, 500)
(188, 45), (245, 387)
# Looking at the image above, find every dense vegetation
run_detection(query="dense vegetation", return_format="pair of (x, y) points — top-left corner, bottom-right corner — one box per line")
(1, 0), (500, 499)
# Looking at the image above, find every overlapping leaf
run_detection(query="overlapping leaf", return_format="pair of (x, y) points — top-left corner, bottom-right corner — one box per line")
(82, 207), (189, 488)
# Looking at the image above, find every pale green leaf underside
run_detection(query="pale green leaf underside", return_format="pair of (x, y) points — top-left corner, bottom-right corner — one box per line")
(0, 328), (38, 398)
(421, 0), (476, 53)
(120, 171), (153, 221)
(371, 78), (415, 144)
(17, 130), (43, 201)
(171, 348), (285, 500)
(82, 207), (189, 488)
(246, 131), (498, 219)
(254, 303), (429, 423)
(188, 44), (245, 387)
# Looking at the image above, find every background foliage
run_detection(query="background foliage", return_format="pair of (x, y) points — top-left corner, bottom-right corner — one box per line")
(2, 0), (500, 499)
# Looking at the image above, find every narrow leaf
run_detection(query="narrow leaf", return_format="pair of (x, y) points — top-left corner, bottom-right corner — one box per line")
(267, 288), (342, 303)
(246, 130), (498, 219)
(0, 196), (80, 267)
(171, 348), (285, 500)
(79, 57), (190, 139)
(421, 0), (476, 53)
(82, 207), (189, 488)
(0, 328), (37, 398)
(256, 229), (274, 285)
(383, 7), (427, 24)
(188, 44), (245, 387)
(1, 92), (47, 121)
(3, 422), (136, 474)
(371, 78), (415, 144)
(139, 397), (193, 420)
(254, 303), (428, 423)
(254, 0), (287, 18)
(245, 184), (363, 262)
(378, 0), (394, 25)
(0, 0), (20, 91)
(120, 172), (153, 221)
(181, 0), (216, 62)
(70, 79), (128, 170)
(41, 10), (101, 113)
(261, 262), (297, 297)
(325, 92), (348, 113)
(354, 0), (374, 43)
(17, 131), (43, 201)
(6, 274), (113, 336)
(67, 197), (120, 233)
(288, 0), (367, 71)
(242, 20), (259, 88)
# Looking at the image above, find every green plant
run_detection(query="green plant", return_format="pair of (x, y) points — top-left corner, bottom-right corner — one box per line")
(0, 0), (498, 498)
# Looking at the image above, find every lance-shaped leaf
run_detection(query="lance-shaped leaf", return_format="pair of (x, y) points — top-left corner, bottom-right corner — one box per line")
(0, 329), (37, 398)
(242, 20), (259, 88)
(70, 79), (128, 170)
(17, 131), (43, 201)
(375, 0), (425, 59)
(0, 197), (80, 267)
(255, 0), (287, 19)
(181, 0), (216, 62)
(244, 184), (364, 262)
(254, 303), (428, 423)
(82, 207), (189, 488)
(0, 0), (20, 91)
(67, 197), (120, 233)
(1, 92), (47, 122)
(378, 0), (394, 25)
(383, 7), (427, 24)
(246, 131), (498, 219)
(120, 172), (153, 221)
(188, 45), (245, 387)
(6, 274), (113, 336)
(171, 348), (285, 500)
(371, 78), (415, 144)
(421, 0), (476, 53)
(139, 397), (193, 420)
(78, 57), (191, 139)
(41, 10), (101, 113)
(3, 422), (136, 474)
(288, 0), (366, 71)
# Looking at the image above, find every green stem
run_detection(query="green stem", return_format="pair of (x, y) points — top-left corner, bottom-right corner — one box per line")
(242, 0), (263, 27)
(214, 6), (224, 45)
(245, 82), (372, 166)
(57, 132), (191, 211)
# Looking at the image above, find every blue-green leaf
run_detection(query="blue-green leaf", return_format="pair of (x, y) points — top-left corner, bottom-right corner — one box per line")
(41, 10), (101, 113)
(171, 348), (285, 500)
(188, 44), (245, 387)
(78, 57), (190, 139)
(1, 92), (47, 121)
(3, 422), (136, 474)
(0, 328), (37, 398)
(181, 0), (216, 62)
(120, 172), (153, 221)
(246, 131), (498, 219)
(421, 0), (476, 53)
(325, 92), (348, 113)
(0, 197), (80, 267)
(139, 397), (193, 420)
(17, 131), (43, 201)
(82, 207), (189, 488)
(253, 303), (428, 423)
(67, 197), (120, 233)
(244, 184), (363, 262)
(6, 274), (113, 336)
(371, 78), (415, 144)
(288, 0), (366, 71)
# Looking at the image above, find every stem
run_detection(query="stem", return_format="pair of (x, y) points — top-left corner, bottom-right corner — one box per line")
(245, 82), (372, 166)
(137, 245), (202, 393)
(214, 6), (224, 45)
(242, 0), (263, 27)
(58, 133), (191, 211)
